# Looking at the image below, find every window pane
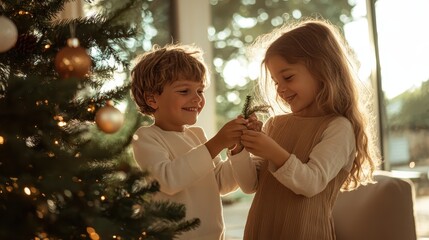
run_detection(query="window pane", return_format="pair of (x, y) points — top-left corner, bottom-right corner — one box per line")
(376, 0), (429, 238)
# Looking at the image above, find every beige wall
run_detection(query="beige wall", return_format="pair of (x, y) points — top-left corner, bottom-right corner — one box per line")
(59, 0), (84, 19)
(175, 0), (217, 138)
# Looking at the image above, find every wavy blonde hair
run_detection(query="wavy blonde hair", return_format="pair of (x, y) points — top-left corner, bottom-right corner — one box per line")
(251, 19), (381, 191)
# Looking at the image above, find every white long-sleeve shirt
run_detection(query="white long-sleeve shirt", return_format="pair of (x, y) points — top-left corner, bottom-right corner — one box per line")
(131, 124), (252, 240)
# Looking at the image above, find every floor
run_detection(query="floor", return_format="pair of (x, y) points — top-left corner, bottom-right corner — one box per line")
(415, 195), (429, 239)
(223, 196), (252, 240)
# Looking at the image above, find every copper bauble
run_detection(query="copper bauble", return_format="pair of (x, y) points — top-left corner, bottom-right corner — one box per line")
(54, 38), (91, 79)
(95, 104), (124, 133)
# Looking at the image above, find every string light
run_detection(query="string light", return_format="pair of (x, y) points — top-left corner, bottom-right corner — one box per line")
(47, 199), (56, 212)
(18, 10), (31, 15)
(36, 201), (49, 219)
(53, 115), (63, 121)
(87, 104), (95, 112)
(72, 176), (81, 182)
(54, 115), (67, 127)
(35, 232), (48, 239)
(140, 231), (147, 239)
(86, 227), (100, 240)
(64, 190), (72, 198)
(35, 100), (49, 106)
(0, 136), (4, 144)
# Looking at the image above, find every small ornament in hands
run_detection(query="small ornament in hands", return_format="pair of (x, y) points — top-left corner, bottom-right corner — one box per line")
(95, 101), (124, 133)
(241, 95), (270, 119)
(55, 38), (91, 79)
(0, 16), (18, 53)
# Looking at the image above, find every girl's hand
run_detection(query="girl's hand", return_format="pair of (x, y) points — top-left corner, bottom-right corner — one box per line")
(240, 130), (290, 168)
(228, 115), (247, 155)
(246, 113), (262, 132)
(229, 114), (262, 155)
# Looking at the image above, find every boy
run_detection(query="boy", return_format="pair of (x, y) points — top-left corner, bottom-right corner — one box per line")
(130, 43), (255, 240)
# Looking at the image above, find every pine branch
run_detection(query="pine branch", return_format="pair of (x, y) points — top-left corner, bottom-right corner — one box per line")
(241, 95), (252, 118)
(241, 95), (270, 119)
(145, 218), (201, 239)
(176, 218), (202, 234)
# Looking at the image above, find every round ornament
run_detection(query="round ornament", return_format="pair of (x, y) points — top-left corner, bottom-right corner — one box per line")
(0, 16), (19, 53)
(95, 103), (124, 133)
(54, 38), (91, 79)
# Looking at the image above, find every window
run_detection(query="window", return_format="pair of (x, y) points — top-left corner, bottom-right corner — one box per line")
(373, 0), (429, 237)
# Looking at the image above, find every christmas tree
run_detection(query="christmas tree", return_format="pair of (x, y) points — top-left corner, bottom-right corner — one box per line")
(0, 0), (199, 239)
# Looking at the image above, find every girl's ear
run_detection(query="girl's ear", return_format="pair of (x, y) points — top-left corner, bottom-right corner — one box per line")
(144, 92), (158, 110)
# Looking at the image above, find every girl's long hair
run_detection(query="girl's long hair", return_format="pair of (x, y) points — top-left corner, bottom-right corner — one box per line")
(251, 19), (381, 190)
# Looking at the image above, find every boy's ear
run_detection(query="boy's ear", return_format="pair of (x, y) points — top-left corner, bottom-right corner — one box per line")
(144, 92), (158, 110)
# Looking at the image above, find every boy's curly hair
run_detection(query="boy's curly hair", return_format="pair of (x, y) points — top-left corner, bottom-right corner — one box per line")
(130, 43), (209, 116)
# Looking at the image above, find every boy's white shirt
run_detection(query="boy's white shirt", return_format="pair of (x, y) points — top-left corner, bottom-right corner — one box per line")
(230, 116), (356, 197)
(132, 124), (253, 240)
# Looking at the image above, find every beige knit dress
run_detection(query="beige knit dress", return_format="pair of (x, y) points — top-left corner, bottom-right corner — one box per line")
(243, 114), (350, 240)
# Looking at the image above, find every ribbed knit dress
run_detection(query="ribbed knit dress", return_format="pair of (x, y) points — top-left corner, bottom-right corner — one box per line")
(238, 114), (353, 240)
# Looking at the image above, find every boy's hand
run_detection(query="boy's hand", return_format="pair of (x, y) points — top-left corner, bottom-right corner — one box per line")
(205, 118), (248, 158)
(229, 143), (244, 155)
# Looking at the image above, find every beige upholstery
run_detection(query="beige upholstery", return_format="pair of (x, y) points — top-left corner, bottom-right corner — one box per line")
(333, 172), (417, 240)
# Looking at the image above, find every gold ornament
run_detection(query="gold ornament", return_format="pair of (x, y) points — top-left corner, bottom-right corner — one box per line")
(95, 103), (124, 133)
(54, 38), (91, 79)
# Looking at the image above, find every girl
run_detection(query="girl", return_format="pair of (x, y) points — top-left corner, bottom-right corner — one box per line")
(230, 19), (381, 239)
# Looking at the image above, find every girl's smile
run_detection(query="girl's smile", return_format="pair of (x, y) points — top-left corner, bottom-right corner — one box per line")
(267, 55), (322, 117)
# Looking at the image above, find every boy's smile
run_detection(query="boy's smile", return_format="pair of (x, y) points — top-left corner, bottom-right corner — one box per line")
(151, 79), (205, 132)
